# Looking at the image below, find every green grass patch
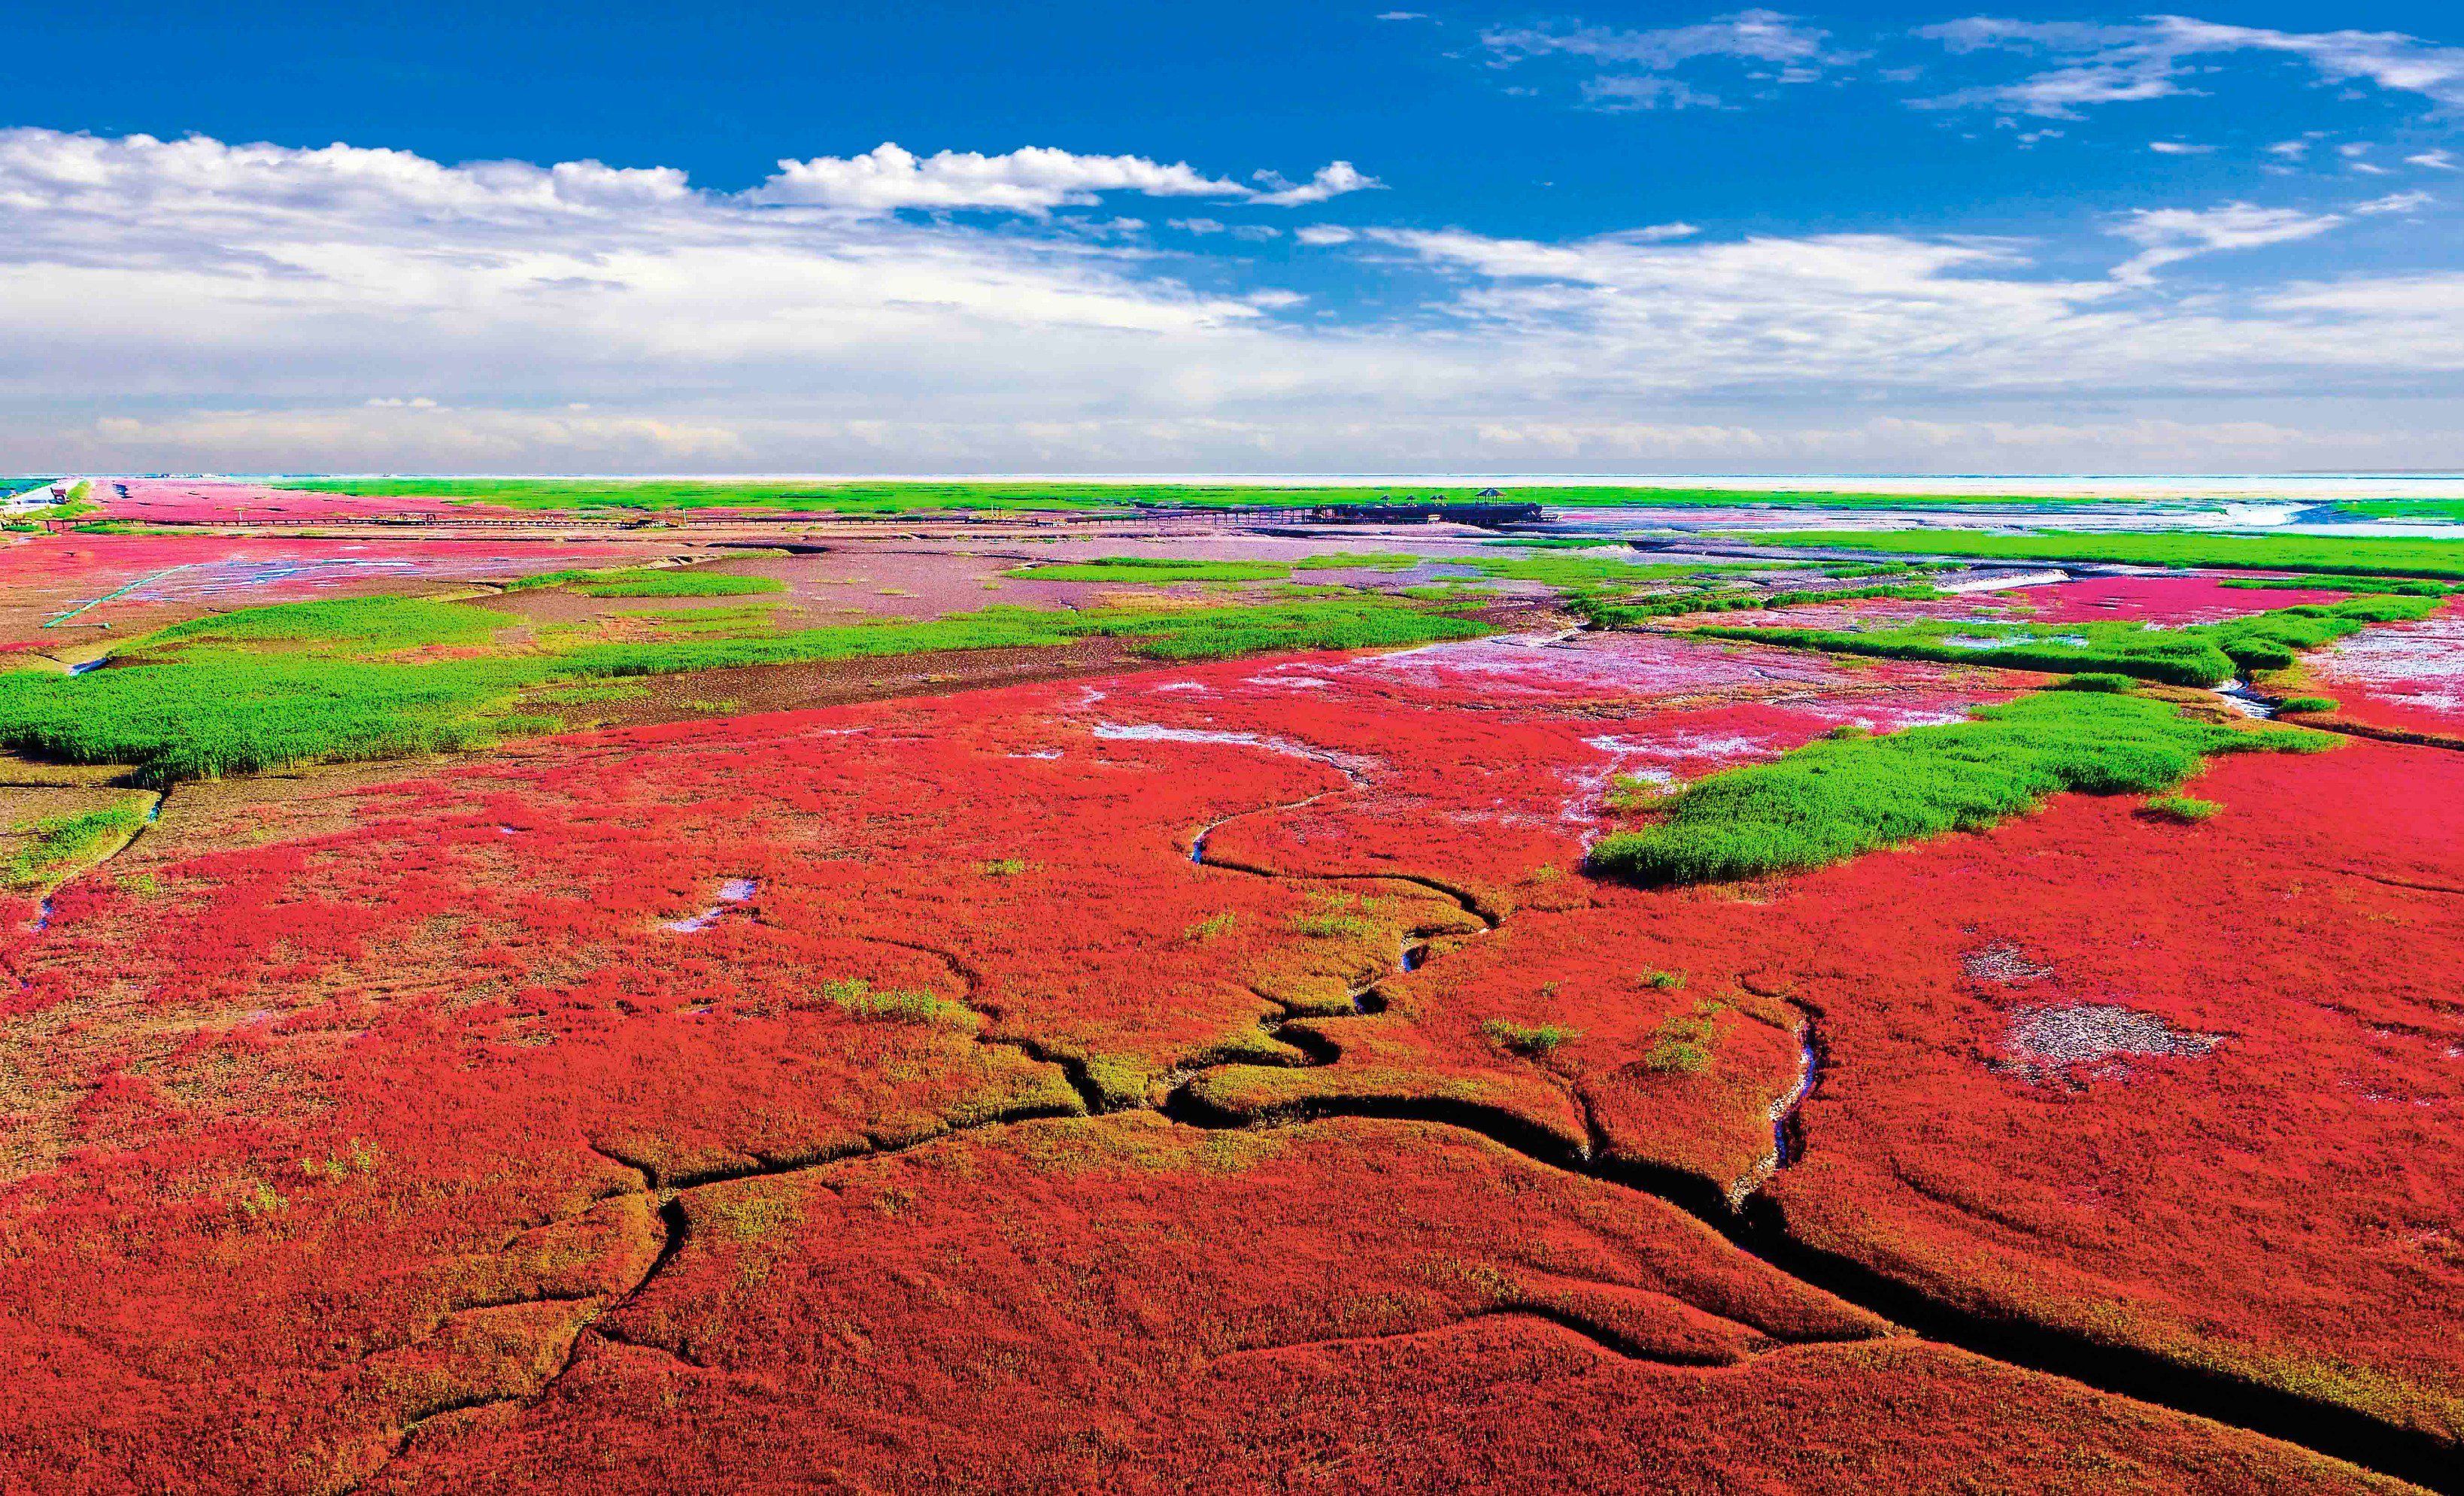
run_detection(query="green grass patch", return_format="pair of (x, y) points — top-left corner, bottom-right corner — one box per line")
(2217, 575), (2452, 596)
(508, 565), (784, 596)
(2329, 499), (2464, 523)
(1744, 530), (2464, 582)
(7, 795), (154, 891)
(577, 569), (784, 597)
(1291, 551), (1422, 571)
(1003, 557), (1292, 584)
(0, 593), (1487, 783)
(272, 478), (2136, 515)
(523, 681), (649, 706)
(1590, 690), (2331, 885)
(2050, 672), (2140, 693)
(148, 595), (509, 652)
(1693, 595), (2438, 686)
(1581, 581), (1939, 625)
(1452, 554), (1792, 593)
(1481, 537), (1628, 551)
(2280, 695), (2339, 713)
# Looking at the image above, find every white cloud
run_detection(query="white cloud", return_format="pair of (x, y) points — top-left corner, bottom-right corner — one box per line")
(2107, 202), (2347, 285)
(2149, 141), (2214, 155)
(2267, 139), (2314, 160)
(1251, 161), (1381, 206)
(2409, 149), (2459, 170)
(1482, 9), (1841, 111)
(1916, 15), (2464, 119)
(1171, 217), (1227, 235)
(2353, 190), (2433, 214)
(5, 128), (2464, 474)
(1374, 11), (1428, 20)
(748, 141), (1248, 214)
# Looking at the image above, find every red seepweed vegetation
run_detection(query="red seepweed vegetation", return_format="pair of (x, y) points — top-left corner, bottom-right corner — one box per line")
(0, 624), (2451, 1491)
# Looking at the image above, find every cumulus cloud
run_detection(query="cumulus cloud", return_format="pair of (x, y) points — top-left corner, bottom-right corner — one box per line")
(1916, 15), (2464, 119)
(748, 141), (1249, 214)
(1482, 9), (1842, 111)
(5, 127), (2464, 473)
(743, 143), (1378, 216)
(1251, 161), (1382, 206)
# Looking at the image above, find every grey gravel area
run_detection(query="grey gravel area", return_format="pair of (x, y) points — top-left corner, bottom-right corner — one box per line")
(1962, 942), (2053, 985)
(1997, 1002), (2223, 1083)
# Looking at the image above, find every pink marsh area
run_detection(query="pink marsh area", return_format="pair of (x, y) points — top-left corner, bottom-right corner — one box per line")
(2308, 601), (2464, 737)
(2, 535), (650, 603)
(93, 480), (526, 524)
(1763, 575), (2353, 633)
(2007, 575), (2357, 624)
(1072, 630), (2038, 892)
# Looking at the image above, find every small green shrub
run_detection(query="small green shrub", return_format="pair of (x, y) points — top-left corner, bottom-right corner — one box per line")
(1185, 911), (1237, 941)
(1642, 1003), (1723, 1074)
(821, 978), (976, 1027)
(1291, 893), (1382, 939)
(2144, 794), (2221, 823)
(1482, 1019), (1580, 1058)
(299, 1137), (381, 1183)
(1639, 968), (1687, 990)
(7, 797), (153, 890)
(2280, 696), (2338, 714)
(2053, 672), (2139, 693)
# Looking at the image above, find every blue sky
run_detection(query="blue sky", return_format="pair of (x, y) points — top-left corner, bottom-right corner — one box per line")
(5, 4), (2463, 474)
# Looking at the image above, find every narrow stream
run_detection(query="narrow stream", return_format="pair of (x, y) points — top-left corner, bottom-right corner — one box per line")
(2214, 680), (2279, 720)
(664, 878), (759, 933)
(1771, 1030), (1818, 1168)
